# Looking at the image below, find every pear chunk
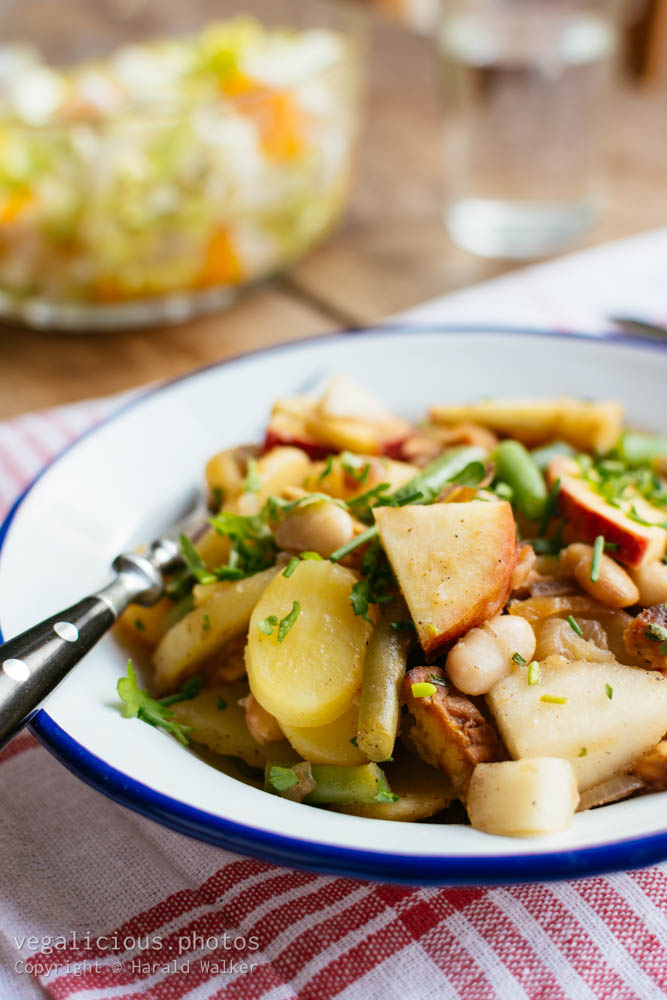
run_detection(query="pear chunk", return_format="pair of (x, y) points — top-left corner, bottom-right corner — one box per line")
(375, 500), (518, 655)
(487, 655), (667, 790)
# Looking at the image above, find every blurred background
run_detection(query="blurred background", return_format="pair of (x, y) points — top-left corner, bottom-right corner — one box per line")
(0, 0), (666, 418)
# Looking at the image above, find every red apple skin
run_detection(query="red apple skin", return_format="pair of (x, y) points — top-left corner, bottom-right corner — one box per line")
(548, 457), (667, 569)
(264, 423), (409, 461)
(263, 421), (331, 460)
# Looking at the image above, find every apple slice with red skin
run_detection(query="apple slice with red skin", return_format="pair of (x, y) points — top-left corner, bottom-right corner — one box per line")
(375, 500), (519, 657)
(547, 456), (667, 569)
(264, 377), (411, 458)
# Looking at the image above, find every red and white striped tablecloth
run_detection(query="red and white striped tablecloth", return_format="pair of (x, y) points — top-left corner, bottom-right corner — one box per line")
(3, 229), (667, 1000)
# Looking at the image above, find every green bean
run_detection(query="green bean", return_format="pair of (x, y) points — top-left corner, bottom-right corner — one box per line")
(356, 603), (411, 762)
(616, 431), (667, 468)
(265, 761), (397, 804)
(530, 441), (575, 472)
(391, 445), (486, 506)
(492, 439), (548, 521)
(330, 445), (488, 560)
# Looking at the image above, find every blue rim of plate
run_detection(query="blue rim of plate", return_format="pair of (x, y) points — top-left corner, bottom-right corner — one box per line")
(2, 322), (667, 885)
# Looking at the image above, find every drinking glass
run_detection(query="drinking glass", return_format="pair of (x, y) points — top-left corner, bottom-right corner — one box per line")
(438, 0), (619, 258)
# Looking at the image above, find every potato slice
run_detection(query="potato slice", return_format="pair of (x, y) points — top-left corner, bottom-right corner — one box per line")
(336, 755), (454, 821)
(429, 397), (623, 452)
(153, 565), (280, 692)
(171, 681), (296, 768)
(117, 596), (174, 647)
(467, 758), (579, 837)
(246, 559), (373, 727)
(281, 703), (368, 766)
(487, 655), (667, 790)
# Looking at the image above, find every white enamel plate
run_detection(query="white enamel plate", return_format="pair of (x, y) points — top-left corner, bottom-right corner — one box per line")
(2, 326), (666, 883)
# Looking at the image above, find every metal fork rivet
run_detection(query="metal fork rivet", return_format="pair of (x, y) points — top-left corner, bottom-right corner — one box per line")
(53, 621), (79, 642)
(3, 658), (30, 682)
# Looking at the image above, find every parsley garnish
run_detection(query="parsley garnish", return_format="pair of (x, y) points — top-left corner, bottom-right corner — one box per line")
(330, 525), (378, 563)
(159, 675), (204, 706)
(258, 614), (279, 636)
(216, 696), (227, 711)
(567, 615), (584, 637)
(348, 538), (395, 623)
(202, 613), (211, 632)
(134, 619), (145, 632)
(341, 452), (371, 484)
(243, 456), (261, 494)
(605, 683), (614, 700)
(117, 662), (193, 745)
(391, 619), (416, 632)
(349, 736), (359, 747)
(591, 535), (604, 583)
(579, 747), (588, 757)
(179, 534), (216, 585)
(283, 556), (300, 578)
(267, 765), (299, 792)
(317, 455), (334, 482)
(375, 777), (399, 803)
(259, 602), (301, 642)
(512, 652), (526, 667)
(278, 601), (300, 641)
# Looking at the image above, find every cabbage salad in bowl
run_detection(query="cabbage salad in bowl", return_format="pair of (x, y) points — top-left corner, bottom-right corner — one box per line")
(115, 377), (667, 838)
(0, 18), (360, 327)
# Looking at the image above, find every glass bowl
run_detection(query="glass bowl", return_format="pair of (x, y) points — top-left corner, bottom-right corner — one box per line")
(0, 0), (365, 330)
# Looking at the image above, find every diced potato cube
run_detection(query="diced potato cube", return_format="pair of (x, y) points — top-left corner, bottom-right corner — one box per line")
(467, 758), (579, 837)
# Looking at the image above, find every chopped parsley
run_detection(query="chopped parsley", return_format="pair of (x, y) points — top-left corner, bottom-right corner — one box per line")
(283, 556), (300, 578)
(341, 452), (371, 484)
(158, 675), (204, 706)
(317, 455), (334, 482)
(349, 736), (359, 747)
(411, 681), (437, 698)
(579, 747), (588, 757)
(645, 622), (667, 657)
(216, 696), (227, 711)
(134, 619), (145, 632)
(258, 615), (279, 635)
(117, 662), (193, 745)
(512, 651), (527, 667)
(329, 525), (379, 563)
(259, 602), (301, 642)
(375, 778), (399, 803)
(567, 615), (584, 637)
(527, 661), (540, 685)
(243, 456), (261, 494)
(267, 765), (299, 792)
(201, 613), (211, 632)
(605, 683), (614, 700)
(347, 538), (395, 623)
(391, 619), (416, 632)
(179, 533), (216, 585)
(590, 535), (604, 583)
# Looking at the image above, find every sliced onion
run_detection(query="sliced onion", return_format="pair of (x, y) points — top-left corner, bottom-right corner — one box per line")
(577, 774), (645, 812)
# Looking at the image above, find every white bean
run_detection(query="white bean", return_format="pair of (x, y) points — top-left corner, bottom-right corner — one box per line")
(630, 560), (667, 606)
(274, 500), (355, 558)
(446, 615), (536, 696)
(560, 543), (639, 608)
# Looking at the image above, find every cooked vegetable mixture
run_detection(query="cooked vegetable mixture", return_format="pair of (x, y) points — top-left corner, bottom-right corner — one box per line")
(116, 378), (667, 837)
(0, 20), (357, 306)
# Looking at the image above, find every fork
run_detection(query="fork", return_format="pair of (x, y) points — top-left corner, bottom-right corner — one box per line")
(0, 495), (207, 749)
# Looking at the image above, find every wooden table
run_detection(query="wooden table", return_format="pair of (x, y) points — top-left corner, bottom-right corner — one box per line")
(2, 18), (667, 419)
